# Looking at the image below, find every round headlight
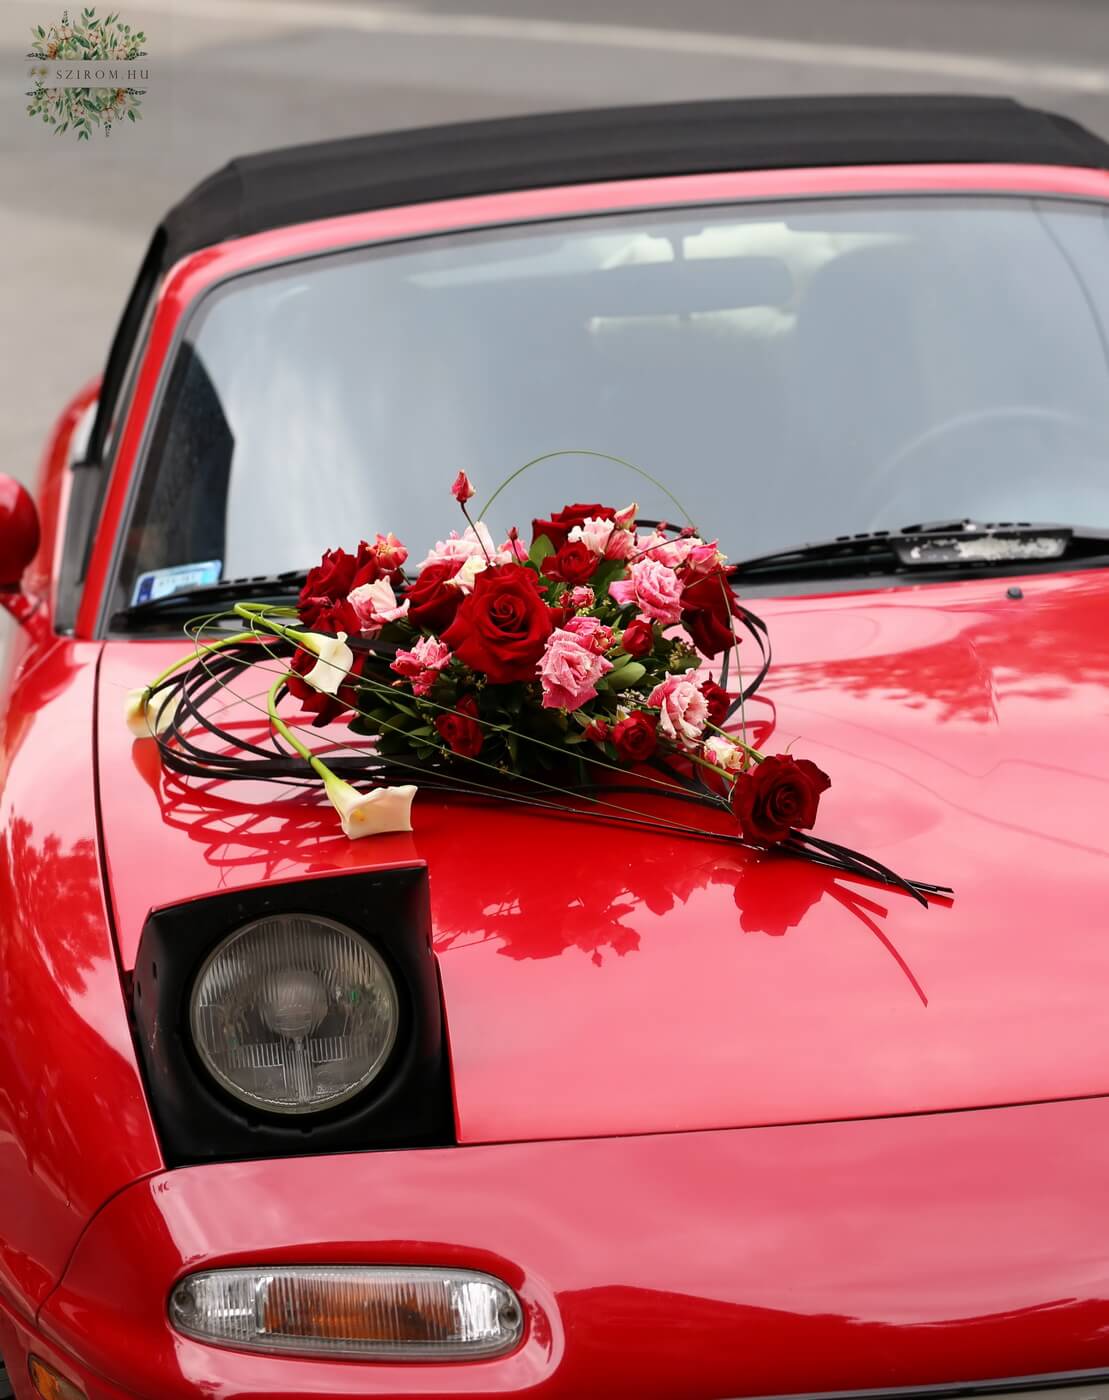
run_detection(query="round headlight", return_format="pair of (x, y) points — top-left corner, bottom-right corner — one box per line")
(189, 914), (399, 1115)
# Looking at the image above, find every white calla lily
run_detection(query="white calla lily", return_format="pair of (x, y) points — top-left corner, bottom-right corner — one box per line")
(123, 685), (180, 738)
(323, 776), (417, 840)
(124, 686), (150, 737)
(301, 631), (354, 696)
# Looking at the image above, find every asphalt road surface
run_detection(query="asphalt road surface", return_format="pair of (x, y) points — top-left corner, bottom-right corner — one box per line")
(4, 0), (1109, 490)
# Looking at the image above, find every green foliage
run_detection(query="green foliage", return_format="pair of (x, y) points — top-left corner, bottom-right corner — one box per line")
(528, 534), (555, 568)
(604, 660), (646, 692)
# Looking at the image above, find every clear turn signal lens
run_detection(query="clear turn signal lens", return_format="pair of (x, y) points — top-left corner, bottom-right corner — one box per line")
(169, 1266), (524, 1360)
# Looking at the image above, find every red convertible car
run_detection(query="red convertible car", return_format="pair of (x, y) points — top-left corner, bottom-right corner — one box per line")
(5, 93), (1109, 1399)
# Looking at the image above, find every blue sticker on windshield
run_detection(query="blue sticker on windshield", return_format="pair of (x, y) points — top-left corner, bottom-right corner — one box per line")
(131, 560), (222, 607)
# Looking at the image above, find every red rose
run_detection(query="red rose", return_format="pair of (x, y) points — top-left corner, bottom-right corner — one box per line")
(531, 503), (615, 552)
(681, 569), (743, 657)
(286, 646), (366, 726)
(731, 754), (831, 844)
(700, 679), (731, 727)
(299, 542), (384, 631)
(583, 717), (609, 744)
(541, 541), (598, 585)
(435, 694), (484, 757)
(442, 564), (555, 685)
(611, 711), (658, 763)
(620, 618), (654, 658)
(405, 560), (463, 633)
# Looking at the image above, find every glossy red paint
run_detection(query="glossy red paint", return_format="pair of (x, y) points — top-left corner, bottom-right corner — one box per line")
(0, 377), (161, 1338)
(0, 636), (162, 1321)
(74, 161), (1109, 637)
(96, 565), (1109, 1144)
(0, 476), (40, 592)
(26, 1096), (1109, 1399)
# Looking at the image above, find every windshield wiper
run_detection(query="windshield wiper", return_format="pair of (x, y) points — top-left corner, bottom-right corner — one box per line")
(112, 570), (308, 628)
(732, 520), (1109, 584)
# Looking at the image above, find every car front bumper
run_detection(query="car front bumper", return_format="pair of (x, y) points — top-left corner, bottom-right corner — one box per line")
(13, 1097), (1109, 1400)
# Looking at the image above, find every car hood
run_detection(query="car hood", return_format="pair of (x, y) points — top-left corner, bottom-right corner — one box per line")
(96, 570), (1109, 1144)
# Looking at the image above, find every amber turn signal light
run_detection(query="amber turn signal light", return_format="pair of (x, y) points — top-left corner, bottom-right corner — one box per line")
(170, 1265), (524, 1360)
(28, 1356), (87, 1400)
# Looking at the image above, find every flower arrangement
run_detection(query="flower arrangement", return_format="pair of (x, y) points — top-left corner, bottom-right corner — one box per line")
(130, 462), (949, 905)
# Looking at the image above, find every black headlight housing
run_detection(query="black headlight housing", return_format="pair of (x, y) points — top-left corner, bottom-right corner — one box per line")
(130, 866), (454, 1166)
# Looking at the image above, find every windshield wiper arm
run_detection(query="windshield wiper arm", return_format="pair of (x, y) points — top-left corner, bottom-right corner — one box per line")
(732, 520), (1109, 583)
(112, 569), (308, 627)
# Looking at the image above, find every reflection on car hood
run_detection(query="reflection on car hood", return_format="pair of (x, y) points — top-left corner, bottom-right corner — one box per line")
(96, 569), (1109, 1143)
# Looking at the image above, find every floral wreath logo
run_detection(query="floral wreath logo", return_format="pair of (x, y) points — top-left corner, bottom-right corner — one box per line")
(26, 7), (147, 141)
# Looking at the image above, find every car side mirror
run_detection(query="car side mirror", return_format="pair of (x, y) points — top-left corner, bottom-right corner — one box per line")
(0, 475), (41, 619)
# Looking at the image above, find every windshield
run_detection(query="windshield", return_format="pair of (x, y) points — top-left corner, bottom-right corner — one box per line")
(114, 194), (1109, 610)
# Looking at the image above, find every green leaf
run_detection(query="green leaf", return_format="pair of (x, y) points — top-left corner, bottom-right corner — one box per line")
(605, 661), (646, 691)
(359, 705), (396, 724)
(591, 559), (626, 594)
(528, 534), (555, 567)
(127, 108), (135, 120)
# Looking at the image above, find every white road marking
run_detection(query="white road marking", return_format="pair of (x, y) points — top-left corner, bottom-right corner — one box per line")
(126, 0), (1109, 94)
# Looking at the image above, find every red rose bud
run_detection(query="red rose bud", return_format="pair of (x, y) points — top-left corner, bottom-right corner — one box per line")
(612, 710), (658, 763)
(441, 563), (555, 685)
(583, 717), (609, 744)
(435, 694), (484, 757)
(405, 560), (464, 633)
(541, 541), (598, 585)
(620, 619), (654, 658)
(681, 568), (744, 657)
(731, 754), (832, 844)
(451, 470), (476, 504)
(531, 502), (615, 552)
(700, 679), (731, 727)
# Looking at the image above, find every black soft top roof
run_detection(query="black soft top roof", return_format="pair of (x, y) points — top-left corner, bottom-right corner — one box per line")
(160, 94), (1109, 269)
(84, 95), (1109, 473)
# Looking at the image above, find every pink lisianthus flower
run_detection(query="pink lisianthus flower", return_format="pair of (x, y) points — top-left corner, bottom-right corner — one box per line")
(446, 554), (489, 594)
(568, 516), (637, 561)
(372, 532), (408, 574)
(685, 540), (726, 574)
(568, 585), (595, 609)
(609, 557), (684, 625)
(418, 522), (516, 574)
(538, 628), (614, 711)
(647, 675), (710, 745)
(347, 577), (410, 636)
(391, 636), (452, 696)
(635, 531), (717, 569)
(562, 613), (615, 653)
(703, 733), (747, 773)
